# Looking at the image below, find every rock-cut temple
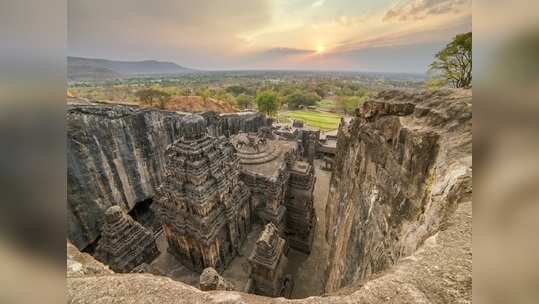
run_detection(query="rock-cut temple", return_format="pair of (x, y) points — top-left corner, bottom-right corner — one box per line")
(154, 114), (317, 296)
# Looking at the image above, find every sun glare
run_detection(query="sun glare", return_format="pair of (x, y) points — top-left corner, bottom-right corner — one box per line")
(316, 45), (325, 54)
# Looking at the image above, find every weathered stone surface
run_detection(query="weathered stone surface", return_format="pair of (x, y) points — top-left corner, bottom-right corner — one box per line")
(67, 104), (182, 250)
(284, 161), (316, 254)
(67, 242), (112, 277)
(67, 199), (471, 303)
(232, 132), (317, 254)
(156, 114), (252, 273)
(95, 206), (159, 273)
(324, 89), (472, 292)
(67, 103), (269, 250)
(200, 267), (235, 291)
(66, 89), (471, 303)
(248, 223), (292, 297)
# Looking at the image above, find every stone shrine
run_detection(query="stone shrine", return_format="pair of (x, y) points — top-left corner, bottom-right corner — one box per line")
(284, 160), (316, 253)
(95, 206), (159, 273)
(231, 132), (317, 253)
(248, 223), (293, 297)
(156, 114), (252, 273)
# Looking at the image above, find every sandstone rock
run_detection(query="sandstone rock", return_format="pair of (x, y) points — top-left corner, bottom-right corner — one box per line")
(200, 267), (235, 291)
(95, 205), (159, 273)
(324, 89), (472, 292)
(155, 114), (252, 273)
(67, 103), (269, 250)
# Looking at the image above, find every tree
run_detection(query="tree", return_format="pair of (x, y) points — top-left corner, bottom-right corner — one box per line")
(135, 88), (170, 109)
(255, 91), (279, 116)
(156, 92), (171, 109)
(336, 95), (367, 114)
(430, 32), (472, 88)
(225, 85), (247, 96)
(195, 88), (210, 102)
(236, 94), (254, 109)
(285, 91), (321, 109)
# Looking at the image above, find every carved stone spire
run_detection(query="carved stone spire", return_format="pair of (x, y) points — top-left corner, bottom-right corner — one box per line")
(96, 205), (159, 273)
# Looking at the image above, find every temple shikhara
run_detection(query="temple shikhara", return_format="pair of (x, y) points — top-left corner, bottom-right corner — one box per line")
(95, 206), (159, 273)
(248, 223), (293, 297)
(156, 114), (252, 272)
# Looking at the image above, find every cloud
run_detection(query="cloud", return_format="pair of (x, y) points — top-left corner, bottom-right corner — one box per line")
(384, 0), (471, 22)
(337, 14), (472, 52)
(311, 0), (325, 8)
(68, 0), (273, 67)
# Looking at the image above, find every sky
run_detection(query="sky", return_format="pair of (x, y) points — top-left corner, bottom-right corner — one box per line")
(68, 0), (472, 74)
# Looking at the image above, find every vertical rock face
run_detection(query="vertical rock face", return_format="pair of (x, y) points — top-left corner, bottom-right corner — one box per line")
(324, 90), (472, 292)
(156, 114), (252, 273)
(67, 103), (269, 250)
(95, 206), (159, 273)
(67, 105), (183, 250)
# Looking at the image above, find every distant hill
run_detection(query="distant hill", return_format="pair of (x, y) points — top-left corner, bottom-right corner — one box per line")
(68, 56), (195, 81)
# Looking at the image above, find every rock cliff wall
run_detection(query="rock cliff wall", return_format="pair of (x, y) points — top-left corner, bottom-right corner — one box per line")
(67, 104), (268, 249)
(324, 89), (472, 292)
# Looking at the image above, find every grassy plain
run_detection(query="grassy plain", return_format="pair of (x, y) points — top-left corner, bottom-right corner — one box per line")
(280, 110), (341, 131)
(316, 99), (336, 111)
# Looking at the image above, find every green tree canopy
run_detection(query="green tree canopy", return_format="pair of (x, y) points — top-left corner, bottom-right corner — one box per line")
(430, 32), (472, 88)
(135, 88), (170, 109)
(255, 91), (279, 116)
(336, 95), (367, 114)
(285, 91), (321, 109)
(225, 85), (248, 96)
(194, 88), (210, 102)
(236, 93), (254, 109)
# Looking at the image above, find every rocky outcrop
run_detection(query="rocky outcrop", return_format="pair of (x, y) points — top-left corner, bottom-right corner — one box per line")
(324, 89), (472, 292)
(199, 267), (235, 291)
(67, 103), (268, 250)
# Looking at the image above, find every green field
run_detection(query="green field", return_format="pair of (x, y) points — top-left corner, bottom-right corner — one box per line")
(280, 111), (341, 131)
(316, 99), (336, 111)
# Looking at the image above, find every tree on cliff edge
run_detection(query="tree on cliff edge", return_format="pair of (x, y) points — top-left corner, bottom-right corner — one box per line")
(430, 32), (472, 88)
(255, 91), (279, 116)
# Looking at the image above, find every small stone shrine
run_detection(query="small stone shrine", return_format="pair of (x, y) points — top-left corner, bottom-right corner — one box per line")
(95, 205), (159, 273)
(248, 223), (293, 297)
(284, 160), (316, 253)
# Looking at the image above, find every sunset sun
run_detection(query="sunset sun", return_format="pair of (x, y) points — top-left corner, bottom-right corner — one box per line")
(316, 45), (325, 54)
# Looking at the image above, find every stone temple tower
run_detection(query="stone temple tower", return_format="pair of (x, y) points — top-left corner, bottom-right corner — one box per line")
(95, 205), (159, 273)
(157, 114), (252, 273)
(248, 223), (293, 297)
